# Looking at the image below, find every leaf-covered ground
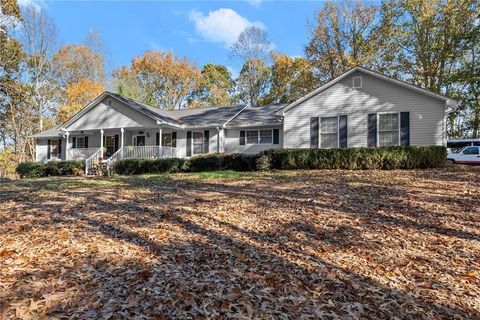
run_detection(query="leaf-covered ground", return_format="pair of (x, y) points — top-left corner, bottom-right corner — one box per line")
(0, 167), (479, 319)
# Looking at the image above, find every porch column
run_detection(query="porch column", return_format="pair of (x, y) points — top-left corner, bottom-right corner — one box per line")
(100, 129), (104, 158)
(65, 131), (70, 160)
(158, 126), (163, 158)
(120, 128), (124, 159)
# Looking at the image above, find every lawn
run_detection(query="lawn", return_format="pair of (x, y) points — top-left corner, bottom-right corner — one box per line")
(0, 167), (479, 319)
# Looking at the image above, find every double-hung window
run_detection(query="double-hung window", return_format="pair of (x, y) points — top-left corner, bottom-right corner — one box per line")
(259, 130), (273, 144)
(192, 131), (204, 155)
(75, 137), (86, 148)
(246, 130), (273, 144)
(246, 130), (259, 144)
(378, 113), (399, 147)
(320, 117), (338, 148)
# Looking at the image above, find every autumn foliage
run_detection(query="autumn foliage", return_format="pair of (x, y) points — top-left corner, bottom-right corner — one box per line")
(56, 78), (105, 124)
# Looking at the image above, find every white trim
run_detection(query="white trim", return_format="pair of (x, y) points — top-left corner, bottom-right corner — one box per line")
(319, 116), (340, 148)
(223, 104), (249, 128)
(191, 131), (204, 155)
(377, 112), (401, 147)
(245, 129), (274, 145)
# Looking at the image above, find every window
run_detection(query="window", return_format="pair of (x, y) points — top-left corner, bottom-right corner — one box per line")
(246, 130), (259, 144)
(353, 76), (362, 89)
(463, 146), (479, 155)
(321, 117), (338, 148)
(378, 113), (399, 147)
(259, 130), (273, 144)
(75, 137), (86, 148)
(192, 131), (204, 155)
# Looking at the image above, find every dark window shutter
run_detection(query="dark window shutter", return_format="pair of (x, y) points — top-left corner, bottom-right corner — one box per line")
(204, 130), (209, 153)
(273, 129), (280, 144)
(239, 130), (245, 145)
(156, 132), (160, 146)
(47, 139), (51, 159)
(58, 139), (62, 159)
(103, 135), (106, 149)
(85, 136), (88, 148)
(114, 135), (119, 151)
(339, 115), (348, 148)
(400, 112), (410, 146)
(310, 117), (319, 148)
(186, 131), (192, 156)
(367, 113), (377, 147)
(72, 137), (77, 149)
(172, 132), (177, 148)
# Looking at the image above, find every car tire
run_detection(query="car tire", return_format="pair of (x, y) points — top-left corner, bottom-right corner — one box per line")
(447, 159), (455, 164)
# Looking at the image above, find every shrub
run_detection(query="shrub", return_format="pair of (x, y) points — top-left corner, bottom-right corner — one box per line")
(114, 158), (185, 175)
(16, 160), (85, 178)
(16, 162), (47, 178)
(185, 153), (259, 172)
(45, 161), (84, 176)
(260, 146), (446, 170)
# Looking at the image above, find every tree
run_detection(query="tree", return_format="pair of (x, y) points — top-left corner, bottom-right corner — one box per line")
(0, 0), (37, 162)
(188, 64), (234, 108)
(265, 53), (317, 104)
(230, 27), (273, 106)
(236, 59), (270, 107)
(230, 26), (273, 63)
(113, 50), (201, 110)
(52, 44), (105, 86)
(19, 4), (58, 131)
(56, 78), (105, 124)
(305, 0), (380, 82)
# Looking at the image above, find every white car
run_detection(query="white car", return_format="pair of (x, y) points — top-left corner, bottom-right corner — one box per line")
(447, 146), (480, 164)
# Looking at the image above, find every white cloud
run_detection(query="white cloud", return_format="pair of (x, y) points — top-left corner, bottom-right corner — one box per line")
(247, 0), (263, 8)
(188, 8), (264, 47)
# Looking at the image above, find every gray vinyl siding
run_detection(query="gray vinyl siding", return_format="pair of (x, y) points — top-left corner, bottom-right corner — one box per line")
(35, 138), (49, 163)
(66, 97), (157, 131)
(283, 71), (446, 148)
(36, 138), (66, 163)
(225, 126), (283, 154)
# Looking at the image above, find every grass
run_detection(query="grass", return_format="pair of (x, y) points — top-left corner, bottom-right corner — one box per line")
(0, 167), (479, 319)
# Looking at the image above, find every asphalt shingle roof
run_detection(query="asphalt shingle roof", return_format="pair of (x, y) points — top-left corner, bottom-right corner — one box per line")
(32, 93), (283, 138)
(224, 104), (284, 128)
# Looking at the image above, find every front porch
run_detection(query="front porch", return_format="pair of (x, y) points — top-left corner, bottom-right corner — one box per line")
(64, 127), (178, 174)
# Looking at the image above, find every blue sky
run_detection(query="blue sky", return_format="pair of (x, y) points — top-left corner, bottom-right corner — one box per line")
(21, 0), (324, 77)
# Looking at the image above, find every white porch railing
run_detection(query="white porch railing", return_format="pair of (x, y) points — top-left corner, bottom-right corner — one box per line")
(85, 148), (101, 175)
(68, 148), (99, 160)
(121, 146), (178, 160)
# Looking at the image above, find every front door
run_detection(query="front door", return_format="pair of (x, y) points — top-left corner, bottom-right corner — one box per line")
(105, 135), (116, 158)
(133, 135), (146, 146)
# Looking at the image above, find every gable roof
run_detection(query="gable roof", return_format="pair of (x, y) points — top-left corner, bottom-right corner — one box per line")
(275, 66), (458, 116)
(169, 105), (246, 127)
(61, 91), (181, 129)
(31, 127), (62, 138)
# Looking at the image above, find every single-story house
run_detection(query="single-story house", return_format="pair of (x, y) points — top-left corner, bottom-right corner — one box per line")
(32, 67), (457, 173)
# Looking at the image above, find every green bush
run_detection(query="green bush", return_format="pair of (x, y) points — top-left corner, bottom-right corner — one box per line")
(260, 146), (446, 170)
(16, 160), (85, 178)
(16, 162), (47, 178)
(185, 153), (259, 172)
(114, 158), (185, 175)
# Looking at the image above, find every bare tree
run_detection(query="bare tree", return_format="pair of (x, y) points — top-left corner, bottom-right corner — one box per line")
(230, 26), (273, 106)
(19, 4), (58, 131)
(230, 26), (273, 64)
